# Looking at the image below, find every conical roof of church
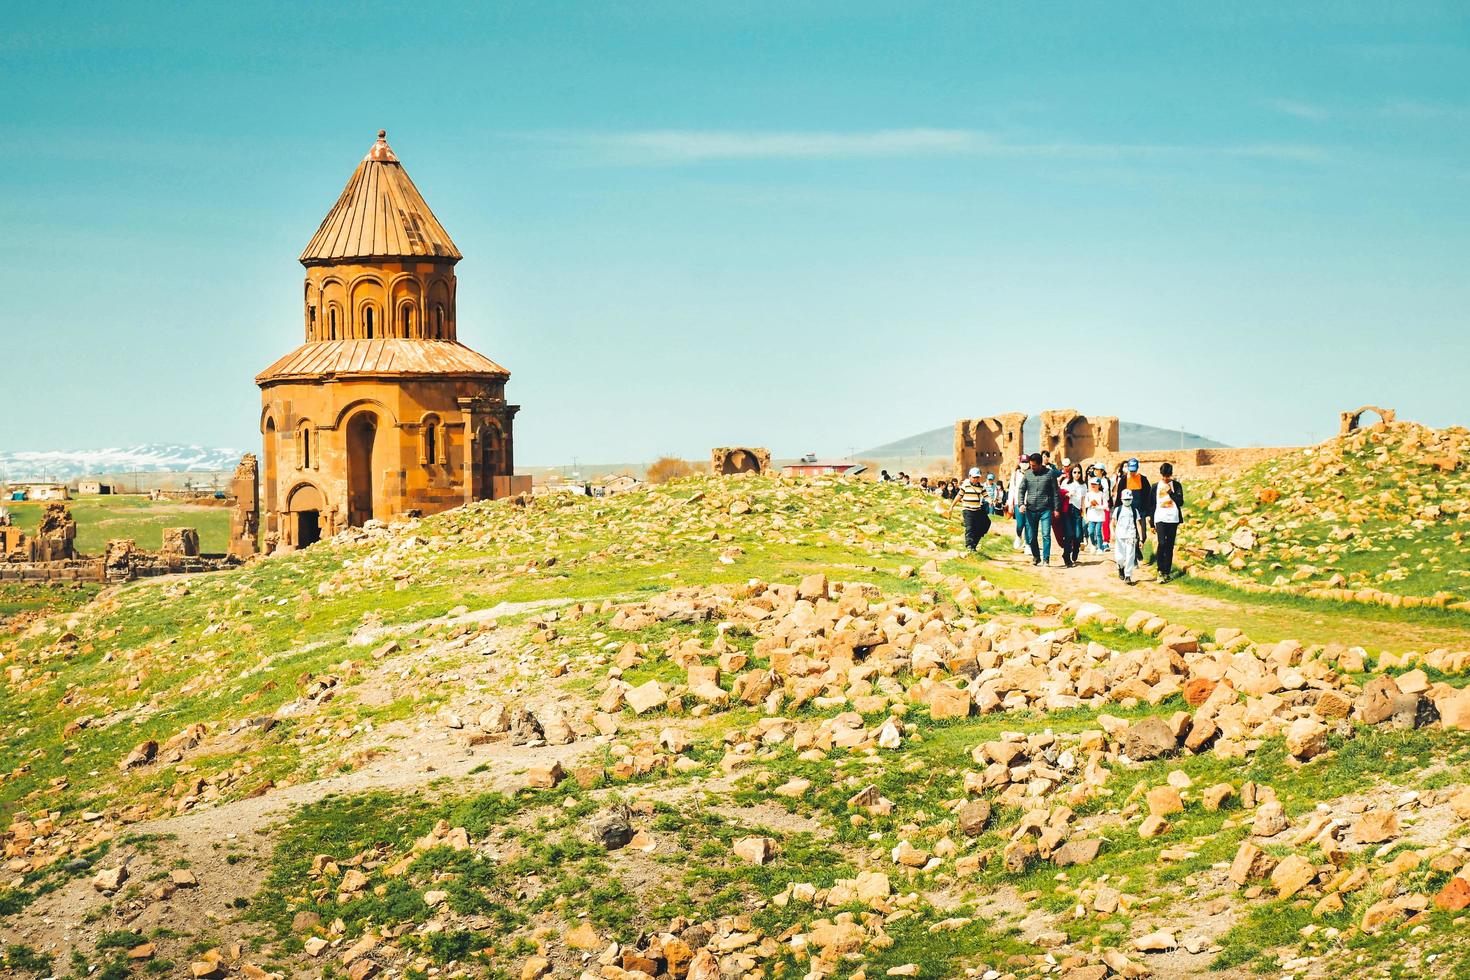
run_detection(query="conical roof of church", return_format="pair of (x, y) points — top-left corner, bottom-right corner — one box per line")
(256, 338), (509, 385)
(299, 130), (462, 265)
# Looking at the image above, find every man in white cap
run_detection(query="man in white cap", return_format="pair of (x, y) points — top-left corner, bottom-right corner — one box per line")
(948, 467), (991, 552)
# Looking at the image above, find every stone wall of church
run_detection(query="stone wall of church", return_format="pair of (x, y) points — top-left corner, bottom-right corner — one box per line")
(260, 376), (518, 549)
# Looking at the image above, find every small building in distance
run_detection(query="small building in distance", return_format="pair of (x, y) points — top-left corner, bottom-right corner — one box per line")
(255, 131), (530, 550)
(78, 481), (114, 495)
(4, 483), (70, 502)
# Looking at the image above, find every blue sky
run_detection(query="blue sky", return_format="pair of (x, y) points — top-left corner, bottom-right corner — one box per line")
(3, 1), (1466, 464)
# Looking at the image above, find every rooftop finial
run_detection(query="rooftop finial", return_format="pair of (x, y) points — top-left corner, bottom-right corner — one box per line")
(365, 129), (398, 163)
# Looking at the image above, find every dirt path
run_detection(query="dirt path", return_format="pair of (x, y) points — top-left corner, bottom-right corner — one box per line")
(973, 535), (1470, 653)
(0, 601), (607, 959)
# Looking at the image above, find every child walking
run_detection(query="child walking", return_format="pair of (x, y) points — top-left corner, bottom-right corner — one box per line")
(1112, 489), (1139, 585)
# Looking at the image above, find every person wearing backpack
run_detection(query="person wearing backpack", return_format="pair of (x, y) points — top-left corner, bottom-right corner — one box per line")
(1152, 462), (1185, 582)
(1112, 489), (1140, 585)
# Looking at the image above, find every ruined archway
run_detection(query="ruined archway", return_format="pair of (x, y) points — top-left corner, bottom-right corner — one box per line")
(477, 422), (505, 498)
(727, 450), (760, 474)
(262, 417), (279, 535)
(1065, 416), (1096, 461)
(711, 447), (771, 476)
(1340, 405), (1396, 435)
(346, 412), (378, 526)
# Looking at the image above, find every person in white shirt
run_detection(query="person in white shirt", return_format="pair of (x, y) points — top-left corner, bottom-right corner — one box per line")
(1152, 462), (1185, 582)
(1082, 476), (1108, 553)
(1057, 463), (1086, 566)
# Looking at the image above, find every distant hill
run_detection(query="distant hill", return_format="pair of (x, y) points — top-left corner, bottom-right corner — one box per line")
(0, 444), (242, 482)
(859, 419), (1228, 460)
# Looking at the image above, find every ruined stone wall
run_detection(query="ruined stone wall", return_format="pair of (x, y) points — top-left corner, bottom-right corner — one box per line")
(954, 413), (1026, 476)
(1092, 446), (1299, 481)
(1039, 410), (1120, 464)
(33, 504), (76, 562)
(711, 447), (771, 476)
(160, 527), (201, 557)
(0, 559), (107, 583)
(0, 551), (234, 584)
(228, 454), (260, 561)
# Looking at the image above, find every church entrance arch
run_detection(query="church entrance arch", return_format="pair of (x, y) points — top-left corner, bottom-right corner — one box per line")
(286, 483), (324, 548)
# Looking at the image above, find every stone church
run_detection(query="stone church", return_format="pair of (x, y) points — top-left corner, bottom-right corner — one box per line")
(255, 130), (526, 549)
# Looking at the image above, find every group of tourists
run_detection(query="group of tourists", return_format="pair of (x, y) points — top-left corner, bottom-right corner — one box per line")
(944, 450), (1185, 585)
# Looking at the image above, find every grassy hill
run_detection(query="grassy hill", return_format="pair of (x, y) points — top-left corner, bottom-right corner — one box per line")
(1184, 421), (1470, 605)
(2, 474), (1469, 979)
(861, 419), (1229, 461)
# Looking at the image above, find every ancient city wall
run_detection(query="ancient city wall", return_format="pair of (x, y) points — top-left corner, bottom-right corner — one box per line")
(1091, 446), (1299, 480)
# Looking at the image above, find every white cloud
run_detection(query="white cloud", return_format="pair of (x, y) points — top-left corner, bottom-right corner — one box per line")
(538, 129), (1330, 166)
(1266, 97), (1470, 123)
(1378, 99), (1469, 121)
(580, 128), (991, 162)
(1267, 99), (1332, 120)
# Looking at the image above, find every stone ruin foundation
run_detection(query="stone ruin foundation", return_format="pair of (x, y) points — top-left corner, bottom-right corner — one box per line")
(0, 504), (236, 585)
(711, 447), (771, 476)
(161, 527), (201, 557)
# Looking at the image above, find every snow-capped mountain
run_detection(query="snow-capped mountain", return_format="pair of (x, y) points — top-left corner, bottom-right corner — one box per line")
(0, 445), (242, 481)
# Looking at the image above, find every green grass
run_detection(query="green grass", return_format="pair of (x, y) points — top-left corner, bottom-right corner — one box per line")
(6, 473), (1469, 977)
(5, 494), (231, 554)
(2, 944), (55, 977)
(1185, 423), (1470, 601)
(0, 581), (100, 617)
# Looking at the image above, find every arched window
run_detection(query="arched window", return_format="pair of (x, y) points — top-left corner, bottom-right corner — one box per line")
(297, 423), (314, 470)
(434, 304), (445, 338)
(401, 305), (413, 338)
(329, 308), (338, 340)
(308, 305), (317, 340)
(364, 307), (375, 339)
(422, 422), (437, 465)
